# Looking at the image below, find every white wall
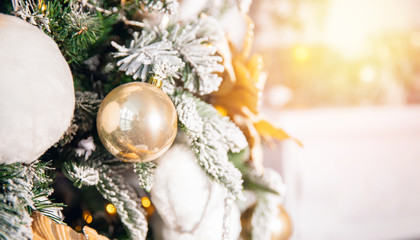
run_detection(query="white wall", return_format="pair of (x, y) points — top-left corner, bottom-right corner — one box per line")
(264, 106), (420, 240)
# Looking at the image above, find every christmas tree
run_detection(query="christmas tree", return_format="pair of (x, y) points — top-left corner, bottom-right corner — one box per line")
(0, 0), (296, 239)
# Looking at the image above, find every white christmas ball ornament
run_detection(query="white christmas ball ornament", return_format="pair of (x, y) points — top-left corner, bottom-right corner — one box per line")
(0, 14), (74, 164)
(151, 144), (241, 240)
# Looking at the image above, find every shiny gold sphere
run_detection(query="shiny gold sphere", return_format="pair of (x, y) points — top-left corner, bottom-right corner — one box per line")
(97, 82), (177, 162)
(271, 206), (292, 240)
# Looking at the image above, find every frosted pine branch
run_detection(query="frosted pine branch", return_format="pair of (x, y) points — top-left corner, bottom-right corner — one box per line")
(172, 91), (203, 139)
(67, 2), (97, 35)
(134, 162), (157, 192)
(12, 0), (50, 31)
(0, 168), (33, 240)
(62, 149), (148, 239)
(63, 161), (99, 188)
(96, 163), (148, 240)
(250, 168), (287, 240)
(194, 98), (248, 152)
(251, 197), (275, 240)
(59, 91), (101, 147)
(248, 168), (287, 197)
(173, 91), (247, 197)
(169, 17), (224, 95)
(0, 161), (63, 240)
(112, 31), (184, 80)
(139, 0), (179, 15)
(113, 16), (224, 95)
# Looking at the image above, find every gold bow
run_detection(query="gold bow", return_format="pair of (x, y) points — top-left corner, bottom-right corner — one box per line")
(211, 15), (301, 172)
(32, 212), (109, 240)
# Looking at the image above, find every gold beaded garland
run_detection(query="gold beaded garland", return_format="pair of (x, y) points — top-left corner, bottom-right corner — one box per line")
(96, 82), (177, 162)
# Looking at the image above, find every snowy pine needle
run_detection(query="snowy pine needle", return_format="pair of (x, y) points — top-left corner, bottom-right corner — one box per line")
(172, 92), (203, 139)
(112, 31), (184, 80)
(139, 0), (179, 15)
(134, 162), (157, 192)
(170, 17), (224, 95)
(0, 161), (63, 240)
(63, 150), (149, 240)
(173, 91), (247, 198)
(12, 0), (50, 31)
(96, 163), (148, 240)
(63, 161), (99, 188)
(250, 169), (287, 240)
(113, 16), (224, 95)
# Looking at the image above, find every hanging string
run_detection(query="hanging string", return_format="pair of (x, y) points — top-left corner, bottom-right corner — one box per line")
(222, 195), (234, 240)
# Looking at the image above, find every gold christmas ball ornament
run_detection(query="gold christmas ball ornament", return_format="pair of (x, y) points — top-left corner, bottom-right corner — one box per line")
(97, 82), (177, 162)
(271, 206), (292, 240)
(240, 204), (292, 240)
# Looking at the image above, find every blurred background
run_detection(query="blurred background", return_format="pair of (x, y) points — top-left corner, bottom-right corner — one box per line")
(249, 0), (420, 239)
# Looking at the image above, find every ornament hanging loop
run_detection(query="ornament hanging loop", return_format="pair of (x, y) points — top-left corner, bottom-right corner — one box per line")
(147, 75), (163, 88)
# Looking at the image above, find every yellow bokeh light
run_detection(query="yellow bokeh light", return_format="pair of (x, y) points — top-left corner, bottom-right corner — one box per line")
(411, 31), (420, 47)
(293, 46), (309, 62)
(75, 226), (82, 232)
(141, 197), (151, 208)
(82, 210), (93, 224)
(360, 66), (376, 83)
(106, 203), (117, 215)
(323, 0), (408, 58)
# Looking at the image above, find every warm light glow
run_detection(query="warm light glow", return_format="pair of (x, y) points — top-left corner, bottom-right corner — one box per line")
(83, 210), (93, 224)
(106, 203), (117, 215)
(323, 0), (409, 57)
(75, 226), (82, 232)
(141, 197), (151, 208)
(41, 3), (47, 12)
(215, 105), (228, 116)
(293, 46), (309, 62)
(360, 66), (376, 83)
(411, 31), (420, 47)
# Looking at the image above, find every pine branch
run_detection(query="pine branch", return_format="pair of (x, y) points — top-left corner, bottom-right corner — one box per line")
(58, 91), (101, 147)
(249, 168), (287, 240)
(11, 0), (50, 31)
(251, 197), (275, 240)
(170, 16), (224, 95)
(173, 91), (248, 198)
(133, 162), (157, 192)
(62, 150), (148, 240)
(96, 163), (148, 240)
(0, 161), (63, 240)
(45, 0), (107, 65)
(62, 161), (99, 188)
(112, 30), (184, 80)
(113, 15), (224, 95)
(172, 91), (203, 139)
(139, 0), (179, 15)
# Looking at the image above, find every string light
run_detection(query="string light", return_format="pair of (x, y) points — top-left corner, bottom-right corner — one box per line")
(106, 203), (117, 215)
(141, 197), (151, 208)
(82, 210), (93, 224)
(38, 0), (47, 13)
(215, 105), (228, 116)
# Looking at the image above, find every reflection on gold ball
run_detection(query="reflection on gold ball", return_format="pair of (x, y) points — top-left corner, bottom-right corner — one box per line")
(271, 206), (292, 240)
(97, 82), (177, 162)
(241, 204), (292, 240)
